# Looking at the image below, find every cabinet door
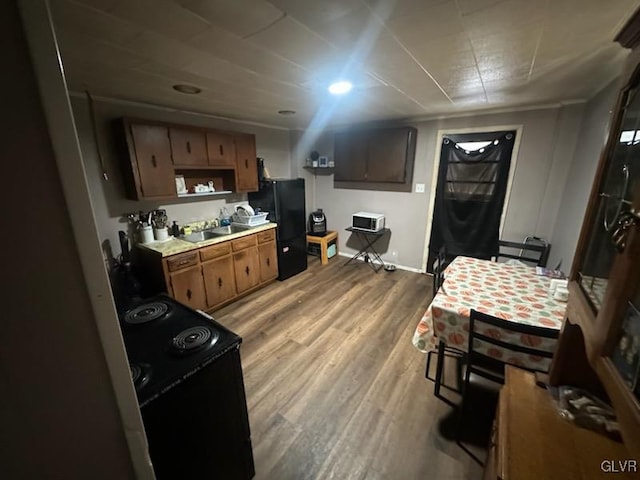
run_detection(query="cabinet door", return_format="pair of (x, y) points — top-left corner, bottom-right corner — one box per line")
(235, 134), (258, 192)
(169, 128), (208, 166)
(367, 128), (413, 183)
(202, 255), (236, 308)
(334, 131), (368, 181)
(206, 131), (236, 167)
(258, 241), (278, 282)
(169, 266), (206, 310)
(233, 246), (260, 293)
(130, 124), (176, 198)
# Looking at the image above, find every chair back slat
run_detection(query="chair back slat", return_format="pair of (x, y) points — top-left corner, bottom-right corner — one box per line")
(468, 309), (559, 375)
(497, 239), (550, 267)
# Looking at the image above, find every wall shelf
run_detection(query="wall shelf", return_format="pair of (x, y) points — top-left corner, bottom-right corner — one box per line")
(303, 166), (334, 174)
(177, 190), (233, 198)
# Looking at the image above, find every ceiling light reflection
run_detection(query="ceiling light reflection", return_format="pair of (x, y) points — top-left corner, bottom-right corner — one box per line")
(328, 81), (353, 95)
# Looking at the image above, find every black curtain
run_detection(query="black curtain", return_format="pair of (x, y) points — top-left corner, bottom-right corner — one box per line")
(427, 131), (515, 271)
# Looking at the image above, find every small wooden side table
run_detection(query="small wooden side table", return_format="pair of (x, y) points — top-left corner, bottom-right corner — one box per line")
(306, 231), (338, 265)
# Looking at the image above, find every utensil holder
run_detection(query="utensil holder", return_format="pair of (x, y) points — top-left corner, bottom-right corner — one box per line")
(154, 227), (169, 241)
(140, 225), (154, 244)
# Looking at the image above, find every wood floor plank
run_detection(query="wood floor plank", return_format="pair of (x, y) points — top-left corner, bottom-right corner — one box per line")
(214, 259), (484, 479)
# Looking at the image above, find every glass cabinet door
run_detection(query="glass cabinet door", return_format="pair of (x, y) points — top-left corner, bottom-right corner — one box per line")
(578, 85), (640, 310)
(610, 287), (640, 401)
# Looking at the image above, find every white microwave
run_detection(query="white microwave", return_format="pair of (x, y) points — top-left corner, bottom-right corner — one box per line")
(352, 212), (385, 232)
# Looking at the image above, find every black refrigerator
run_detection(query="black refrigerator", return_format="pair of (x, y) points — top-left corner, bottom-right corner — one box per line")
(249, 178), (307, 280)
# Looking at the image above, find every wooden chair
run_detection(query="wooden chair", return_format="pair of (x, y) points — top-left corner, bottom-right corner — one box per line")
(497, 237), (550, 267)
(457, 309), (559, 441)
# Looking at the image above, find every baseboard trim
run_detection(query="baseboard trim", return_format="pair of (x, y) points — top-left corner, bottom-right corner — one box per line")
(336, 252), (425, 274)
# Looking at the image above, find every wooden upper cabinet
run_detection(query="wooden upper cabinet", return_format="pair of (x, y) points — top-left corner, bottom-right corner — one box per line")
(333, 126), (417, 190)
(367, 128), (415, 183)
(117, 118), (260, 199)
(235, 134), (259, 192)
(129, 123), (176, 199)
(334, 131), (368, 182)
(206, 131), (236, 167)
(169, 128), (207, 166)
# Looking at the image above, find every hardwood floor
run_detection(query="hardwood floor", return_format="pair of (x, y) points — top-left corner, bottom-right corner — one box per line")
(215, 256), (485, 480)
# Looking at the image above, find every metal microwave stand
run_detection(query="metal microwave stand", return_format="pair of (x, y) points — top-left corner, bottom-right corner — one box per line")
(344, 227), (390, 272)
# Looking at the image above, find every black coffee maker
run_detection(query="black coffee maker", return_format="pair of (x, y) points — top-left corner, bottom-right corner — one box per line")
(308, 209), (327, 236)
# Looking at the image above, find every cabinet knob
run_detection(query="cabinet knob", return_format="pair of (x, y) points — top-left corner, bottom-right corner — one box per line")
(245, 266), (250, 276)
(186, 289), (192, 300)
(245, 158), (248, 169)
(218, 277), (222, 287)
(219, 144), (223, 156)
(266, 258), (270, 267)
(186, 141), (191, 154)
(151, 155), (157, 167)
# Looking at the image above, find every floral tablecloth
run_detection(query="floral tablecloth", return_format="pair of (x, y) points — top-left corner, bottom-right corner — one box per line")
(412, 256), (567, 370)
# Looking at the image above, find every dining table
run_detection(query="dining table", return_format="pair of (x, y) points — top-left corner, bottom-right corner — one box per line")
(412, 256), (568, 393)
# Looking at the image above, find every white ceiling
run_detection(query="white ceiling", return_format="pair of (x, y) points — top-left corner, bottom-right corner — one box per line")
(49, 0), (640, 128)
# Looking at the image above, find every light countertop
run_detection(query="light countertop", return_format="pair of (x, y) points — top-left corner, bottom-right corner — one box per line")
(136, 222), (277, 257)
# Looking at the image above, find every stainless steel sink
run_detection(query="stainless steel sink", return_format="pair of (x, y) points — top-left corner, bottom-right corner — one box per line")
(181, 225), (245, 243)
(181, 231), (218, 243)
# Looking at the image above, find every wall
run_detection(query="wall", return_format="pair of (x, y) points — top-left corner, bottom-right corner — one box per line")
(71, 96), (293, 263)
(293, 104), (585, 271)
(71, 74), (614, 276)
(2, 1), (137, 478)
(548, 80), (620, 271)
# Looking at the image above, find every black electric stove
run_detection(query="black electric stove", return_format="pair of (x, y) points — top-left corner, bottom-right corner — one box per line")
(118, 295), (255, 479)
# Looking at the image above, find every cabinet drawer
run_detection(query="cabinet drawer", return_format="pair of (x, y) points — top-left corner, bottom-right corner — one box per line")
(231, 235), (257, 251)
(200, 242), (231, 262)
(166, 252), (199, 272)
(257, 229), (275, 243)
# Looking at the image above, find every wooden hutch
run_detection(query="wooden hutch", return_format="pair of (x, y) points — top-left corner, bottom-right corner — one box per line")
(487, 8), (640, 479)
(548, 9), (640, 456)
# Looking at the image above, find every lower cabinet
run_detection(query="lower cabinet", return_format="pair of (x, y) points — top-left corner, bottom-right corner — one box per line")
(169, 266), (207, 311)
(233, 246), (260, 293)
(143, 228), (278, 312)
(202, 255), (236, 308)
(258, 241), (278, 282)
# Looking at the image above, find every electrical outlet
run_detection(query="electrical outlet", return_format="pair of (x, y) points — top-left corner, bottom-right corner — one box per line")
(415, 183), (425, 193)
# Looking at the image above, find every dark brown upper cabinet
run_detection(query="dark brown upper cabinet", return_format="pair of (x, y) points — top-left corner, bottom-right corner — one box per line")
(334, 126), (417, 191)
(206, 131), (236, 167)
(125, 123), (176, 199)
(116, 118), (259, 200)
(169, 128), (208, 166)
(235, 133), (258, 192)
(334, 130), (368, 182)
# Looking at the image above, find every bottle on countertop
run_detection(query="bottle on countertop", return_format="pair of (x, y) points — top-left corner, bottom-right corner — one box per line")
(220, 207), (231, 226)
(171, 221), (180, 237)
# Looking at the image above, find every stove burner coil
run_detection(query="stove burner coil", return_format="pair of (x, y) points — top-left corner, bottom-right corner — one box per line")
(124, 302), (170, 324)
(171, 326), (218, 354)
(130, 363), (150, 391)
